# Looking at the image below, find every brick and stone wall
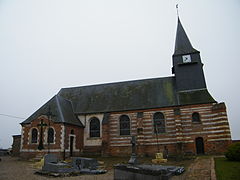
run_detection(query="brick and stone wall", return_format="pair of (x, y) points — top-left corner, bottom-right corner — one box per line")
(20, 115), (84, 159)
(101, 102), (231, 157)
(20, 102), (231, 158)
(63, 124), (84, 158)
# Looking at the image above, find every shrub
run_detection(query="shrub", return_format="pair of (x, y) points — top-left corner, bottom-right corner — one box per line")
(225, 142), (240, 161)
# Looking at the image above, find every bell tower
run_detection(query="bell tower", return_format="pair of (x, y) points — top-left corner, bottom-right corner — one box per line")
(172, 18), (207, 92)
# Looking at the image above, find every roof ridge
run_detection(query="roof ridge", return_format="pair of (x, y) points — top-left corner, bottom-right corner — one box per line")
(59, 76), (175, 91)
(55, 96), (65, 123)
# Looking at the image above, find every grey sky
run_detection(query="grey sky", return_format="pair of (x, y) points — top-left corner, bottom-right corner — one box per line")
(0, 0), (239, 148)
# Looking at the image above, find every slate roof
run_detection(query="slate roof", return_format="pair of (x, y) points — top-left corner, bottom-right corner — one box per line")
(58, 77), (178, 114)
(58, 77), (215, 114)
(21, 95), (83, 126)
(21, 77), (215, 125)
(174, 18), (199, 56)
(178, 89), (215, 105)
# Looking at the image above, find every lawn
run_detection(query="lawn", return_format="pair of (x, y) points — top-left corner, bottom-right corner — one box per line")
(215, 157), (240, 180)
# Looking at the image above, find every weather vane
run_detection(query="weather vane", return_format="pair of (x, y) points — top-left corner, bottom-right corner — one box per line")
(176, 4), (179, 17)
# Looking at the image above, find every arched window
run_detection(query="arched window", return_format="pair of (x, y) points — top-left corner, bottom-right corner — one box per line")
(47, 128), (54, 143)
(153, 112), (166, 134)
(120, 115), (131, 135)
(90, 117), (100, 137)
(192, 112), (201, 123)
(70, 129), (74, 134)
(31, 128), (38, 143)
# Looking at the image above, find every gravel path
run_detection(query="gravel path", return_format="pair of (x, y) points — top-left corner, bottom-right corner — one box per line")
(0, 156), (113, 180)
(172, 156), (216, 180)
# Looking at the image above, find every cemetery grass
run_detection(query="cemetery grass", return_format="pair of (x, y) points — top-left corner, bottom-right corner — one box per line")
(215, 157), (240, 180)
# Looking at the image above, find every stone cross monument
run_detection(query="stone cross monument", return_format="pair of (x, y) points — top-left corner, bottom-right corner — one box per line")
(128, 136), (138, 165)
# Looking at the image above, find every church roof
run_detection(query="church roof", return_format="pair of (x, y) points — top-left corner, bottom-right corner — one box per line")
(174, 18), (199, 56)
(21, 95), (83, 127)
(58, 77), (178, 114)
(178, 89), (215, 105)
(58, 77), (215, 114)
(21, 76), (215, 125)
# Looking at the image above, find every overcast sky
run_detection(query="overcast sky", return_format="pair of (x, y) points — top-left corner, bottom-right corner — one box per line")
(0, 0), (239, 148)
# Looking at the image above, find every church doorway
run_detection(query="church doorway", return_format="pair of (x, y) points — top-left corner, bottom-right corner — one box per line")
(70, 136), (74, 156)
(195, 137), (205, 154)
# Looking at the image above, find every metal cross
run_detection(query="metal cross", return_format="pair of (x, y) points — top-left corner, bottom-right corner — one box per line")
(44, 106), (55, 153)
(37, 119), (47, 150)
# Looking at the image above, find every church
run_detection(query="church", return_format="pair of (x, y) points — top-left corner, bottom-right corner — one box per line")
(20, 18), (232, 159)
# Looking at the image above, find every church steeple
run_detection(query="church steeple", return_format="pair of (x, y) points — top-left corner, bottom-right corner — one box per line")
(174, 18), (199, 56)
(172, 17), (207, 92)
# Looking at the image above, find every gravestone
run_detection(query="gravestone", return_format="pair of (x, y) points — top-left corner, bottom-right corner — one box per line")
(37, 155), (106, 176)
(42, 154), (73, 173)
(114, 164), (184, 180)
(44, 154), (58, 165)
(114, 137), (184, 180)
(72, 157), (106, 174)
(72, 157), (98, 170)
(152, 153), (167, 164)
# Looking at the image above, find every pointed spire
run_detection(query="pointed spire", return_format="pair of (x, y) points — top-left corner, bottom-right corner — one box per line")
(174, 18), (199, 55)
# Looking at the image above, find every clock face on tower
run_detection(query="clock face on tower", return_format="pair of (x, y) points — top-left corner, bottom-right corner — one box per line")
(182, 55), (191, 63)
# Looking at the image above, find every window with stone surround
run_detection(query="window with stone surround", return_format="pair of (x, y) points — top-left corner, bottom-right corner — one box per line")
(47, 127), (54, 143)
(31, 128), (38, 143)
(153, 112), (166, 134)
(192, 112), (201, 123)
(90, 117), (100, 137)
(119, 115), (131, 135)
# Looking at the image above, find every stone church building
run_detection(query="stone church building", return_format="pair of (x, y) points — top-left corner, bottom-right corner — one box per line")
(20, 18), (232, 159)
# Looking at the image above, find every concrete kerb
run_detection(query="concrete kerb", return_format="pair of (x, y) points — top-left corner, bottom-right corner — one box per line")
(210, 157), (216, 180)
(211, 157), (220, 180)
